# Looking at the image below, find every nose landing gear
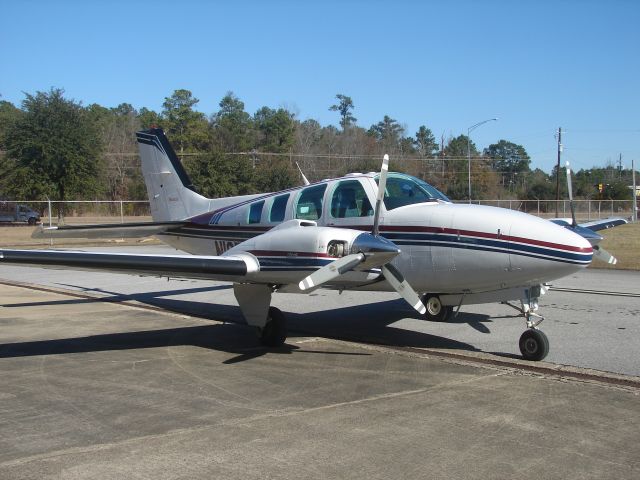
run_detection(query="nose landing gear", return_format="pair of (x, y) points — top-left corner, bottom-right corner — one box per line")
(505, 285), (549, 361)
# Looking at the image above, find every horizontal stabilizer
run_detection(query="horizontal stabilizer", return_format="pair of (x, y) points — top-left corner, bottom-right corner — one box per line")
(31, 221), (185, 239)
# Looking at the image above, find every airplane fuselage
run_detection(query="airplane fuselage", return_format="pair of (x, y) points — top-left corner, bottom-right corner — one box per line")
(155, 173), (593, 298)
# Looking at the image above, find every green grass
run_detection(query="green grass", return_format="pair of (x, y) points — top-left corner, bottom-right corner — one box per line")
(589, 222), (640, 270)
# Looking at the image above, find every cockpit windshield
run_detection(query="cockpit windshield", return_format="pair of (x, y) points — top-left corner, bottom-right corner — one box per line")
(375, 173), (450, 210)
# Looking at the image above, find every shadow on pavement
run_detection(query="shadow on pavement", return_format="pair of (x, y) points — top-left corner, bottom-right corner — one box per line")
(1, 285), (486, 361)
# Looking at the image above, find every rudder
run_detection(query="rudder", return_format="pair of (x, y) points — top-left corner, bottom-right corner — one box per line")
(136, 128), (210, 221)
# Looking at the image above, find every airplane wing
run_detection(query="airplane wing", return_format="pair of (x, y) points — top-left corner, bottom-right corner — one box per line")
(31, 221), (185, 239)
(549, 217), (628, 231)
(0, 249), (257, 282)
(575, 217), (628, 232)
(550, 216), (628, 265)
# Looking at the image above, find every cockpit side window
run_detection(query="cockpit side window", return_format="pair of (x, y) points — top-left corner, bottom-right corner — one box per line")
(295, 184), (327, 220)
(330, 180), (373, 218)
(376, 174), (450, 210)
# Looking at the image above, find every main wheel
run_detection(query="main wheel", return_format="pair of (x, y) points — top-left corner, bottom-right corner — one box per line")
(260, 307), (287, 347)
(422, 294), (453, 322)
(519, 329), (549, 361)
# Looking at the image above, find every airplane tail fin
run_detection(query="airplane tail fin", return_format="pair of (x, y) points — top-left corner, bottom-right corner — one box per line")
(136, 128), (211, 222)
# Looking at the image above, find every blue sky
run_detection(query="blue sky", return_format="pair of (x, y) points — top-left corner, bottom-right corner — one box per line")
(1, 0), (638, 171)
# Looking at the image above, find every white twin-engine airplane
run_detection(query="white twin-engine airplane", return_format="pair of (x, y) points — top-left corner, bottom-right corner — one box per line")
(0, 129), (627, 361)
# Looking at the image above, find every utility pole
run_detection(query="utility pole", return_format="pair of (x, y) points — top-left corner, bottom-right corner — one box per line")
(440, 133), (445, 178)
(633, 159), (637, 223)
(618, 153), (623, 178)
(555, 127), (562, 218)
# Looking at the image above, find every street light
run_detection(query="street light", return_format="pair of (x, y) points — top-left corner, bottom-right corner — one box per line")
(467, 118), (498, 203)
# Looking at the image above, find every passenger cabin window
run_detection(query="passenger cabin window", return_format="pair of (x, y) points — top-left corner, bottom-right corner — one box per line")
(377, 174), (450, 210)
(269, 194), (289, 222)
(248, 200), (264, 224)
(330, 180), (373, 218)
(295, 184), (327, 220)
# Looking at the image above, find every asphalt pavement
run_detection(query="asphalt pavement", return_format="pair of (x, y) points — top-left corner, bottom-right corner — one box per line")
(0, 283), (638, 480)
(1, 244), (638, 375)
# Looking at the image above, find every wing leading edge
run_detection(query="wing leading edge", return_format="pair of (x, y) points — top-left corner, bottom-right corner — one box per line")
(0, 249), (257, 281)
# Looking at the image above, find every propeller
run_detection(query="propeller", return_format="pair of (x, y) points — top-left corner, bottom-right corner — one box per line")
(299, 253), (365, 291)
(565, 161), (618, 264)
(565, 161), (577, 227)
(298, 154), (427, 314)
(381, 264), (427, 315)
(593, 245), (617, 265)
(372, 154), (389, 236)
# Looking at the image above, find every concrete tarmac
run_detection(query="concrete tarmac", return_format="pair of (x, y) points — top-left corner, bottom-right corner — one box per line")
(0, 283), (638, 479)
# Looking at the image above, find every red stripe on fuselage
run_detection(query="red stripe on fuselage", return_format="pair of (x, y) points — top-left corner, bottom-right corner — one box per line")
(378, 225), (591, 253)
(248, 250), (334, 258)
(178, 222), (591, 255)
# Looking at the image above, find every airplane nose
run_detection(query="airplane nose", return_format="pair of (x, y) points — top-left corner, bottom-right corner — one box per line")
(509, 215), (593, 281)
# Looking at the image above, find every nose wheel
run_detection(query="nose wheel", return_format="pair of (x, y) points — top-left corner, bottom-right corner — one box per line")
(519, 329), (549, 361)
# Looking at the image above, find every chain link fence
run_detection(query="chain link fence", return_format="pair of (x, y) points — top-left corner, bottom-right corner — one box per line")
(454, 199), (635, 221)
(1, 199), (634, 225)
(1, 200), (152, 225)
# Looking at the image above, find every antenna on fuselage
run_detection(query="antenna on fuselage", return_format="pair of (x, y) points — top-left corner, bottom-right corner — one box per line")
(295, 162), (310, 186)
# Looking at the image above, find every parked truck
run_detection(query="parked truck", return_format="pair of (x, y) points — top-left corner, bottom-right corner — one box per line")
(0, 202), (41, 225)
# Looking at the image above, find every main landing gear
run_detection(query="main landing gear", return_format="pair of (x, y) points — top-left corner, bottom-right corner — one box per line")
(260, 307), (287, 347)
(233, 283), (288, 347)
(422, 294), (453, 322)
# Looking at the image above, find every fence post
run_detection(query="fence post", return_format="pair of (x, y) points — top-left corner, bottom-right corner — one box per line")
(588, 200), (591, 220)
(46, 196), (53, 246)
(537, 199), (540, 216)
(120, 201), (124, 224)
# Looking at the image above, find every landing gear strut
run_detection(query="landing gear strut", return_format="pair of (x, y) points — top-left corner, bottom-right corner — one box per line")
(233, 284), (288, 348)
(422, 294), (453, 322)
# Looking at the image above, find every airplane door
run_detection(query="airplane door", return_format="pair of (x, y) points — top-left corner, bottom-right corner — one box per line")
(324, 179), (375, 229)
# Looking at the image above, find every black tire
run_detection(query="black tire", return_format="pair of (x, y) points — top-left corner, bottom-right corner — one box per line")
(260, 307), (287, 347)
(422, 294), (453, 322)
(519, 329), (549, 361)
(27, 217), (36, 226)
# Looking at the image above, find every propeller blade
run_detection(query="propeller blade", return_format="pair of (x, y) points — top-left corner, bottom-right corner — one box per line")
(593, 245), (618, 265)
(565, 161), (577, 227)
(381, 263), (427, 315)
(298, 253), (365, 291)
(372, 154), (389, 237)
